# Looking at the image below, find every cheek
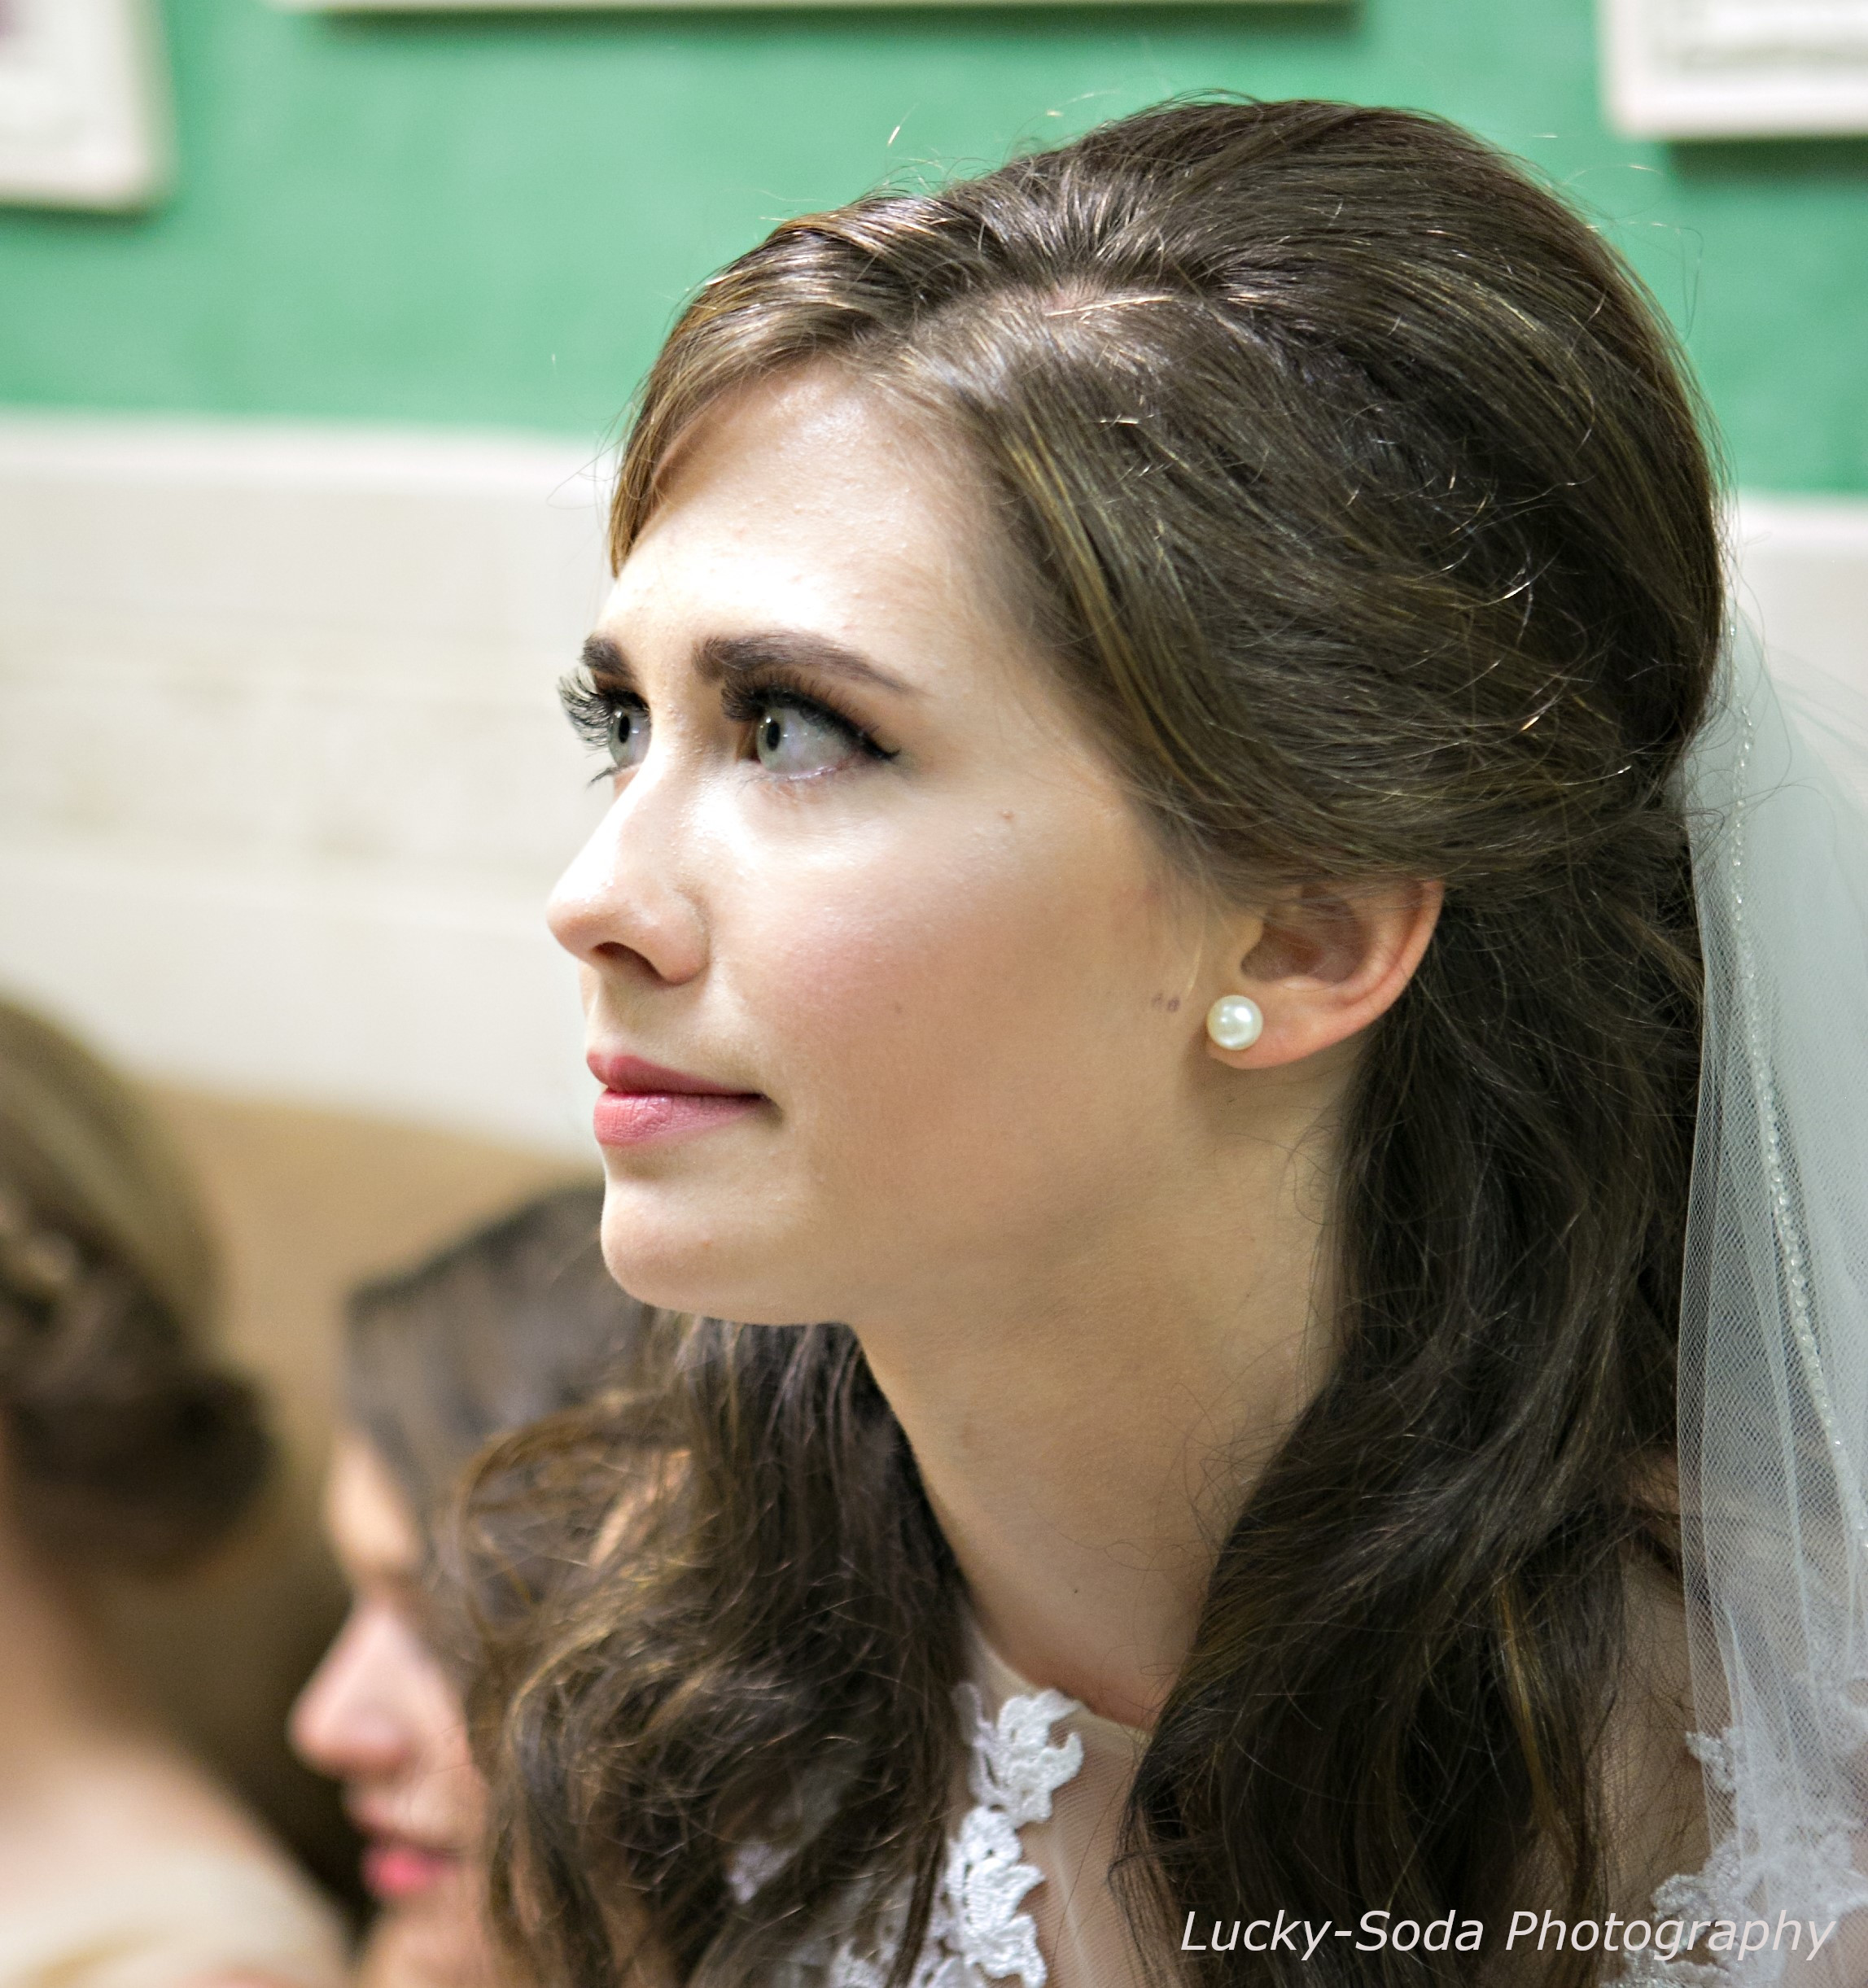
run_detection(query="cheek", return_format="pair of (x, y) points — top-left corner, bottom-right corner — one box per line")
(413, 1709), (486, 1824)
(738, 808), (1188, 1190)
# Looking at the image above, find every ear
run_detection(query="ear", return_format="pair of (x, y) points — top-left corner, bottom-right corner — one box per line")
(1204, 879), (1444, 1071)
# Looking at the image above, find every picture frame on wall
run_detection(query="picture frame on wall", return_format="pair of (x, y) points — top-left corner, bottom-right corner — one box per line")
(0, 0), (169, 209)
(1602, 0), (1868, 138)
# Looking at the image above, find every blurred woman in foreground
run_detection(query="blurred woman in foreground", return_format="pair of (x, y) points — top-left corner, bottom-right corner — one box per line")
(291, 1184), (657, 1988)
(0, 994), (348, 1988)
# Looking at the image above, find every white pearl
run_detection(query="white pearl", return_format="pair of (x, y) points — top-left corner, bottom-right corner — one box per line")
(1205, 994), (1263, 1051)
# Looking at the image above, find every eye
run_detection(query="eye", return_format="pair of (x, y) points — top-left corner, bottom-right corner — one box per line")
(605, 699), (652, 773)
(560, 674), (651, 778)
(746, 693), (868, 779)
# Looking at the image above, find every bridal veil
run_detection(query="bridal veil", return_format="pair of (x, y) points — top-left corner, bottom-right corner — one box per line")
(1675, 612), (1868, 1981)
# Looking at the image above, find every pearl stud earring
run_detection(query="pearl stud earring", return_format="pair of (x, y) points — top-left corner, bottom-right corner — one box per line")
(1205, 994), (1263, 1051)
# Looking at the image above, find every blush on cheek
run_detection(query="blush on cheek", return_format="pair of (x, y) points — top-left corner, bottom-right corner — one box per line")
(752, 852), (1151, 1197)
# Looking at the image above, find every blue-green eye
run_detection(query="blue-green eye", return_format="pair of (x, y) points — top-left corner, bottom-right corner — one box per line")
(750, 697), (864, 778)
(606, 701), (651, 771)
(559, 674), (651, 778)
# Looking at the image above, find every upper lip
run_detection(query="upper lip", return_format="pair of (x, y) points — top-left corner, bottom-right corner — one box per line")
(587, 1051), (759, 1097)
(346, 1800), (460, 1858)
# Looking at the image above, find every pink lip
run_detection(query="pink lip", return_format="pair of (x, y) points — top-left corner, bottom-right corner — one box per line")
(587, 1051), (764, 1149)
(361, 1837), (461, 1903)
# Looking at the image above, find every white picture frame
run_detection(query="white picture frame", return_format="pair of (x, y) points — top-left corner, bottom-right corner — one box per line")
(1601, 0), (1868, 138)
(0, 0), (168, 208)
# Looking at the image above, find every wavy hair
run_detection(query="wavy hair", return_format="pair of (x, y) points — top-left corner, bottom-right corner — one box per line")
(469, 98), (1721, 1988)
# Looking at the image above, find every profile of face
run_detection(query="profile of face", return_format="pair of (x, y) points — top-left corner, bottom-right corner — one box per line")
(291, 1434), (496, 1988)
(549, 365), (1435, 1335)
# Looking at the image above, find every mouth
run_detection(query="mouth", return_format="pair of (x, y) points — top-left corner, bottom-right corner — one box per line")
(361, 1833), (466, 1903)
(587, 1051), (766, 1149)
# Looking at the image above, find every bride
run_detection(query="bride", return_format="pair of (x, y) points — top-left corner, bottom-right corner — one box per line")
(470, 98), (1868, 1986)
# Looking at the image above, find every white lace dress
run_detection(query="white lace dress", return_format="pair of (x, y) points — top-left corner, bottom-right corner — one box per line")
(763, 1636), (1862, 1988)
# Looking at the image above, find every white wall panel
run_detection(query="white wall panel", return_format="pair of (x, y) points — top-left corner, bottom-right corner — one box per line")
(0, 414), (613, 1154)
(1733, 495), (1868, 690)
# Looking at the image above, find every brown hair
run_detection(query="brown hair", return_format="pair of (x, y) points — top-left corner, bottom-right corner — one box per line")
(0, 995), (270, 1572)
(475, 98), (1721, 1987)
(346, 1185), (666, 1671)
(346, 1183), (648, 1546)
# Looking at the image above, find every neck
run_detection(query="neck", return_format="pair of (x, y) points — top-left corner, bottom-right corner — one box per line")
(855, 1066), (1341, 1729)
(0, 1486), (138, 1765)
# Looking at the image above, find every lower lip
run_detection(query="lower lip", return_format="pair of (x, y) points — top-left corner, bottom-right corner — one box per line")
(363, 1840), (459, 1903)
(593, 1089), (763, 1147)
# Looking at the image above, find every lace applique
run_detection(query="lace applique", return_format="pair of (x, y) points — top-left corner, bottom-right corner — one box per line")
(824, 1684), (1087, 1988)
(1616, 1727), (1868, 1987)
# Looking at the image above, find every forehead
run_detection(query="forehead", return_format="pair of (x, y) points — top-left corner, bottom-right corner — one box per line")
(325, 1428), (422, 1579)
(602, 366), (1014, 669)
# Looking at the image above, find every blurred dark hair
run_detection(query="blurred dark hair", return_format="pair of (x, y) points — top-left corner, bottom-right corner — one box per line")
(0, 994), (271, 1574)
(481, 98), (1721, 1988)
(346, 1182), (657, 1557)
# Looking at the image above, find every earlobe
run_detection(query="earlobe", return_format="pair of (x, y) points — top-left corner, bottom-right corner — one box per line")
(1205, 994), (1264, 1051)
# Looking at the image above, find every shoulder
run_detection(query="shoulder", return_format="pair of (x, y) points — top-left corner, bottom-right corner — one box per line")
(0, 1737), (348, 1988)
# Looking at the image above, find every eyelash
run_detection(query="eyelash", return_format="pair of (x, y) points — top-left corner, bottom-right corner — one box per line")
(559, 673), (633, 764)
(558, 670), (897, 770)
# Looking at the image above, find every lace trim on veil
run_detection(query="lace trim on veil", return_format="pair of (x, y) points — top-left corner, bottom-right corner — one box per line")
(1617, 1728), (1868, 1988)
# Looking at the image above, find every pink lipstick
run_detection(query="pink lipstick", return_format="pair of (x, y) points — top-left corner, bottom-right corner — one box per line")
(588, 1052), (763, 1148)
(362, 1837), (459, 1903)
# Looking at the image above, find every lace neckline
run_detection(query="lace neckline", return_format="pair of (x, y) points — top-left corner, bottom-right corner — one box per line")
(965, 1622), (1152, 1750)
(812, 1643), (1783, 1988)
(819, 1627), (1147, 1988)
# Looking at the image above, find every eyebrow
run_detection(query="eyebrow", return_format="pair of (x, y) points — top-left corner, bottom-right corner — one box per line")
(580, 631), (632, 679)
(577, 629), (919, 700)
(696, 631), (919, 700)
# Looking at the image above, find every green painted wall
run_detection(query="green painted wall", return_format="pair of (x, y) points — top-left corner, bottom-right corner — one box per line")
(1, 0), (1863, 490)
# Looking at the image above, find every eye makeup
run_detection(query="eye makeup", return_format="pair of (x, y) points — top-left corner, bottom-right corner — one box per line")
(560, 634), (901, 778)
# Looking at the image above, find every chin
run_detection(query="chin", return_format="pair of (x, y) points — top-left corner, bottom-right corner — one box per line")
(367, 1898), (500, 1988)
(596, 1182), (838, 1326)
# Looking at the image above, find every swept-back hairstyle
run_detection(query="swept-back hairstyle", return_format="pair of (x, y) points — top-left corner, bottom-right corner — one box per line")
(474, 98), (1721, 1987)
(0, 994), (271, 1572)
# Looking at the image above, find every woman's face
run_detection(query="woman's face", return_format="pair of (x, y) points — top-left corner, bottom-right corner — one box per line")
(550, 365), (1257, 1334)
(291, 1433), (495, 1988)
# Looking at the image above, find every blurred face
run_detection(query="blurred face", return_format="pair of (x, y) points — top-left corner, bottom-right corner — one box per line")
(291, 1433), (495, 1988)
(549, 365), (1234, 1330)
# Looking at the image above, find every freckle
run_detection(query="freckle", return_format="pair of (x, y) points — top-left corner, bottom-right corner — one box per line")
(1166, 997), (1180, 1012)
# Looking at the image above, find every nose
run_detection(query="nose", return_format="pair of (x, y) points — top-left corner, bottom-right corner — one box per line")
(289, 1605), (419, 1784)
(548, 774), (709, 990)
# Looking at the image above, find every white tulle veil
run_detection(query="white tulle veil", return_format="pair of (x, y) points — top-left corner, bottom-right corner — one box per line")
(1667, 614), (1868, 1983)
